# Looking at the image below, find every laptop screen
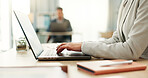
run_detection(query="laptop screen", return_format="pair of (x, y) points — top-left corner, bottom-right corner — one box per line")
(14, 11), (43, 58)
(50, 22), (67, 32)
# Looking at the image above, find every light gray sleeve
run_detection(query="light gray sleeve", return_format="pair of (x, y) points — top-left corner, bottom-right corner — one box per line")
(81, 0), (148, 60)
(99, 31), (120, 44)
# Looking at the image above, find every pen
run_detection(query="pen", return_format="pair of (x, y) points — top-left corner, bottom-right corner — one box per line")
(101, 60), (133, 66)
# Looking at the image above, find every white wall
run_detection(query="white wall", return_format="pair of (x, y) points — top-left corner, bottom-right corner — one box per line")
(0, 0), (12, 51)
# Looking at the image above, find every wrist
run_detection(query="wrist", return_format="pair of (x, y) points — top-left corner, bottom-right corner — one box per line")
(80, 42), (83, 52)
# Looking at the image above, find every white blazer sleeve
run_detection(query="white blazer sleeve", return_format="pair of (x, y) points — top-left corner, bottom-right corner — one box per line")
(81, 0), (148, 60)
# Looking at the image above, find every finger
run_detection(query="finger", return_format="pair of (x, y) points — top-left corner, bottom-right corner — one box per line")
(56, 43), (67, 51)
(57, 45), (68, 54)
(57, 45), (67, 54)
(57, 43), (67, 49)
(67, 49), (72, 51)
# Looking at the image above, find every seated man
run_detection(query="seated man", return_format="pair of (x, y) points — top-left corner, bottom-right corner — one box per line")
(47, 7), (72, 43)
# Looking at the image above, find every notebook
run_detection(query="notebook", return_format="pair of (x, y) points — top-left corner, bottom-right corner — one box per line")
(77, 60), (147, 75)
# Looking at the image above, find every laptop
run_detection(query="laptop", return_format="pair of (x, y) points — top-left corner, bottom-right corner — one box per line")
(14, 11), (91, 61)
(49, 22), (67, 32)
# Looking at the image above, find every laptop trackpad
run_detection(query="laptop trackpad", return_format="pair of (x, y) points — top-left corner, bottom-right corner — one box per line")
(69, 52), (85, 56)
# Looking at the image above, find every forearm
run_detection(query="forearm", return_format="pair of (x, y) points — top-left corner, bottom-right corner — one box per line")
(81, 40), (143, 60)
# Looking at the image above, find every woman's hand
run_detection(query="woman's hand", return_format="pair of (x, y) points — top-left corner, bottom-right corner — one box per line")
(56, 42), (82, 54)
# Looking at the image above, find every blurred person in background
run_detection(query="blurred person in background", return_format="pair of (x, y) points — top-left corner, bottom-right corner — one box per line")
(47, 7), (72, 43)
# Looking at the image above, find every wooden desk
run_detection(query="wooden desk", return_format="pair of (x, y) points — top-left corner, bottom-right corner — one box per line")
(0, 45), (148, 78)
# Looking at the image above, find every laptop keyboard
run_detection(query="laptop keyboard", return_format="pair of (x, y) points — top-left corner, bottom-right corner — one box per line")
(42, 49), (58, 56)
(40, 43), (70, 56)
(40, 44), (59, 56)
